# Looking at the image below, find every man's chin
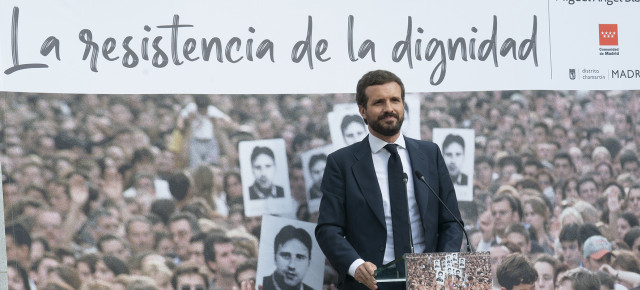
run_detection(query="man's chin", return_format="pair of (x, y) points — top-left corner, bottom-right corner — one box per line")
(371, 124), (402, 137)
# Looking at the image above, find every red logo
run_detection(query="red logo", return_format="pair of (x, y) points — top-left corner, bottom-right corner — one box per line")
(599, 24), (618, 46)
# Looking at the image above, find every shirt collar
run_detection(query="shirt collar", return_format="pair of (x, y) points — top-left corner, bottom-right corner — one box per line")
(368, 134), (406, 154)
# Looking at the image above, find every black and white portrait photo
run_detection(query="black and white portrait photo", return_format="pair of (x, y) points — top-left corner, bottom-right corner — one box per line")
(328, 104), (368, 150)
(300, 145), (333, 213)
(239, 139), (292, 217)
(400, 93), (421, 140)
(256, 215), (325, 290)
(433, 128), (475, 201)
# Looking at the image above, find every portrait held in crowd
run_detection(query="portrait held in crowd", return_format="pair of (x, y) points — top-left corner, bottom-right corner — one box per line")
(433, 128), (475, 201)
(239, 139), (292, 217)
(300, 145), (333, 213)
(328, 104), (369, 150)
(256, 215), (325, 290)
(400, 93), (421, 140)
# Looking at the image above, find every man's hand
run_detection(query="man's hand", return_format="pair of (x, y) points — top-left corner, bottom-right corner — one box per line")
(355, 262), (378, 290)
(600, 263), (615, 275)
(233, 280), (262, 290)
(478, 210), (494, 242)
(69, 173), (89, 207)
(607, 188), (621, 213)
(103, 167), (124, 201)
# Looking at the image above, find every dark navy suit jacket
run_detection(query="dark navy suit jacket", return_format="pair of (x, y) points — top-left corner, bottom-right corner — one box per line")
(315, 136), (463, 289)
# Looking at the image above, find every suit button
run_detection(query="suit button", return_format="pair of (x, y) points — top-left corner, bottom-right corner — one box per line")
(379, 247), (384, 252)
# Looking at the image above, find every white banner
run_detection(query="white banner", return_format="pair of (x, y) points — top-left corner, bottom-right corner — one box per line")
(0, 0), (554, 94)
(1, 0), (639, 93)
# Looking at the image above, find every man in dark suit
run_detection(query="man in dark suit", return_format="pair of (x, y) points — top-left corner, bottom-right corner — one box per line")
(248, 146), (285, 200)
(262, 225), (314, 290)
(442, 134), (468, 186)
(315, 70), (463, 290)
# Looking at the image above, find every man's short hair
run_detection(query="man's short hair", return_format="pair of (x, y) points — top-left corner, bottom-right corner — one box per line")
(251, 146), (275, 165)
(475, 155), (494, 168)
(524, 159), (543, 170)
(496, 253), (538, 290)
(273, 225), (312, 258)
(505, 223), (530, 243)
(308, 154), (327, 171)
(168, 172), (191, 201)
(511, 124), (525, 136)
(577, 176), (598, 192)
(498, 155), (523, 173)
(190, 232), (207, 244)
(578, 223), (602, 248)
(131, 147), (155, 166)
(5, 223), (31, 249)
(558, 268), (600, 290)
(492, 194), (520, 216)
(553, 152), (576, 169)
(340, 115), (365, 133)
(234, 259), (258, 285)
(620, 152), (640, 169)
(171, 261), (210, 290)
(168, 212), (200, 234)
(623, 227), (640, 249)
(356, 70), (405, 108)
(559, 223), (580, 243)
(193, 94), (210, 108)
(533, 122), (549, 135)
(96, 234), (128, 253)
(125, 216), (152, 235)
(203, 233), (233, 264)
(442, 134), (465, 151)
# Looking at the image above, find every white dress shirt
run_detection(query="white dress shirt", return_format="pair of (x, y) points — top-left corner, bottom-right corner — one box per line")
(348, 134), (426, 277)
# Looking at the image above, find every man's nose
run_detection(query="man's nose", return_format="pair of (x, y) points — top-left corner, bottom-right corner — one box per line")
(383, 101), (393, 111)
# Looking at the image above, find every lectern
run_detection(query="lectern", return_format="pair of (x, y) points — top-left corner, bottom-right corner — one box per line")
(375, 252), (492, 289)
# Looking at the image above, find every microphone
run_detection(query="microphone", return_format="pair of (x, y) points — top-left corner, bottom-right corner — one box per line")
(402, 172), (414, 254)
(414, 170), (474, 252)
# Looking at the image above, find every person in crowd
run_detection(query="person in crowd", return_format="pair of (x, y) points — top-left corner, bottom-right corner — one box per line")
(94, 255), (129, 284)
(496, 253), (538, 290)
(523, 196), (554, 254)
(168, 211), (201, 264)
(235, 259), (257, 288)
(7, 260), (31, 290)
(533, 254), (559, 290)
(203, 233), (239, 289)
(557, 268), (600, 290)
(582, 235), (614, 272)
(125, 215), (155, 255)
(171, 261), (209, 290)
(491, 193), (521, 244)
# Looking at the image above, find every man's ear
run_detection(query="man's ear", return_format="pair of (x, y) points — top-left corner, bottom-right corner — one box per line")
(207, 260), (217, 272)
(358, 106), (367, 124)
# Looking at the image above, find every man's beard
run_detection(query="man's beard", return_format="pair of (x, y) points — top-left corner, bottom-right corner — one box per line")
(369, 111), (404, 137)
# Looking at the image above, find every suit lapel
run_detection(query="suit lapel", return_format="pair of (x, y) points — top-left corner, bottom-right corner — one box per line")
(405, 138), (432, 221)
(352, 138), (386, 228)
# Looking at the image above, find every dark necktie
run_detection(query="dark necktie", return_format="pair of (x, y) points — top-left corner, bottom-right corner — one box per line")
(384, 144), (411, 261)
